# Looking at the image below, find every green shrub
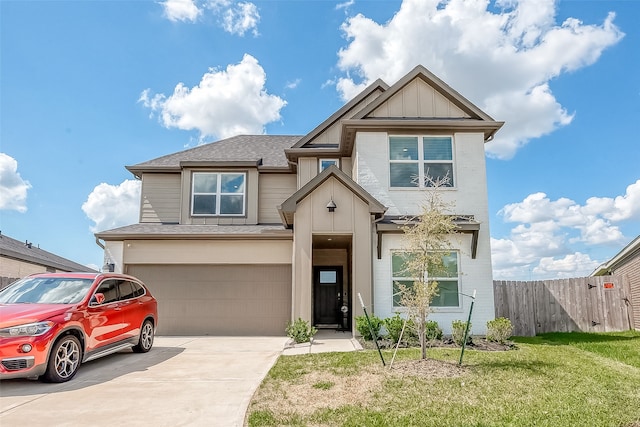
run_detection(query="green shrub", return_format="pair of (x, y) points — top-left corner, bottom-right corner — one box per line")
(424, 320), (443, 341)
(384, 313), (417, 343)
(286, 318), (317, 344)
(355, 315), (384, 341)
(486, 317), (513, 344)
(451, 320), (472, 346)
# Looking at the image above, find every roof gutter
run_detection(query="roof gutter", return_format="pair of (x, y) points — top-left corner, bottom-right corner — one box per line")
(95, 237), (105, 250)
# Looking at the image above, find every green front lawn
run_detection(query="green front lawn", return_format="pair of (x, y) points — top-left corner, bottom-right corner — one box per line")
(247, 331), (640, 427)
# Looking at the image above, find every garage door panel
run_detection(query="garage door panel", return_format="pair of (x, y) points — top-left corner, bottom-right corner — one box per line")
(128, 264), (291, 336)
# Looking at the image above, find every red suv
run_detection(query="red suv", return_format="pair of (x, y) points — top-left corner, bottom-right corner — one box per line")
(0, 272), (158, 383)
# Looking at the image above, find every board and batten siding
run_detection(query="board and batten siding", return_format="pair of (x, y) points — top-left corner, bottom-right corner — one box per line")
(259, 174), (296, 223)
(369, 78), (471, 119)
(140, 173), (181, 223)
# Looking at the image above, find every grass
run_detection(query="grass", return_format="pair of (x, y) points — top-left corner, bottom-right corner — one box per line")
(247, 331), (640, 427)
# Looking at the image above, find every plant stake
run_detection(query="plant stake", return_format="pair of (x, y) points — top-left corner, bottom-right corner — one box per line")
(458, 289), (476, 366)
(358, 293), (385, 366)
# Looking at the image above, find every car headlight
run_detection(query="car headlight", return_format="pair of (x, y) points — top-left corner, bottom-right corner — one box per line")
(0, 321), (54, 337)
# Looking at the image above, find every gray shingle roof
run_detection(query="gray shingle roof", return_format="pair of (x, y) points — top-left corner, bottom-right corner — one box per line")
(96, 223), (293, 239)
(0, 233), (97, 273)
(128, 135), (302, 172)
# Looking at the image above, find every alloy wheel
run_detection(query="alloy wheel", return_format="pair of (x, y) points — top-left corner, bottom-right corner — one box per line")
(54, 338), (81, 379)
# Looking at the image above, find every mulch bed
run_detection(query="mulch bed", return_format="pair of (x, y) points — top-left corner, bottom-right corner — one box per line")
(358, 337), (517, 352)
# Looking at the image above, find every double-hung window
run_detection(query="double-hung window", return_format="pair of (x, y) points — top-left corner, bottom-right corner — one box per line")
(391, 251), (460, 307)
(191, 172), (246, 216)
(389, 136), (454, 187)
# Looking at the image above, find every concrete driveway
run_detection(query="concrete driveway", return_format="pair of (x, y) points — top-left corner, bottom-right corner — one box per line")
(0, 336), (288, 427)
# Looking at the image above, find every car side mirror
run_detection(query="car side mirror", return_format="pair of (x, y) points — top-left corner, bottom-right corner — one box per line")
(91, 293), (105, 306)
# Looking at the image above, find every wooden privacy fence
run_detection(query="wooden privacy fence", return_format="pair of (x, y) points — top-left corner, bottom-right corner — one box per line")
(494, 276), (635, 336)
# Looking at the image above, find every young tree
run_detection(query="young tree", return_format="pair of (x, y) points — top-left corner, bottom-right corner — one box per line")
(397, 175), (458, 359)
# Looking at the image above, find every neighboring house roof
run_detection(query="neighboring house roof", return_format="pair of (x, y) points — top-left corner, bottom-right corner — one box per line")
(0, 233), (95, 273)
(591, 235), (640, 276)
(126, 135), (303, 177)
(96, 224), (293, 240)
(278, 165), (387, 227)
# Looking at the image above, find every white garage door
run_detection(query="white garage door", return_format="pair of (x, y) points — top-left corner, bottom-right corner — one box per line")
(127, 264), (291, 336)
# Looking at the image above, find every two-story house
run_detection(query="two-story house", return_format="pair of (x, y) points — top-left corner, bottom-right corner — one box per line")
(96, 65), (503, 336)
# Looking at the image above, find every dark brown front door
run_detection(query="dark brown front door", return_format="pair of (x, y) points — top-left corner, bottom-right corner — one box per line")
(313, 267), (342, 326)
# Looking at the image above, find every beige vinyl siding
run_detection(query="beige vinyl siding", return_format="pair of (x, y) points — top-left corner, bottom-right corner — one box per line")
(370, 78), (471, 118)
(341, 157), (352, 178)
(308, 121), (341, 145)
(298, 158), (317, 188)
(615, 255), (640, 330)
(258, 174), (296, 223)
(140, 173), (181, 223)
(127, 264), (291, 335)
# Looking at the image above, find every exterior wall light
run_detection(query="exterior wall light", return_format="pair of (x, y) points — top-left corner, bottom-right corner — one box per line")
(326, 200), (337, 213)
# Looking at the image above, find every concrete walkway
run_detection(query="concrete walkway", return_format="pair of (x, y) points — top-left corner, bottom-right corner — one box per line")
(283, 329), (362, 355)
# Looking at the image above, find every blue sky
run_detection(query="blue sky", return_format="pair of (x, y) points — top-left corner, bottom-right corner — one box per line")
(1, 0), (638, 280)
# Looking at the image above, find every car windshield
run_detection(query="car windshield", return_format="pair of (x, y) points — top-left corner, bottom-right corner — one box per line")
(0, 277), (95, 304)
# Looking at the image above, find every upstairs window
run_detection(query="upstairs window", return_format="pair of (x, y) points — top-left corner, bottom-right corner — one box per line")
(389, 136), (454, 187)
(319, 159), (339, 172)
(191, 172), (246, 216)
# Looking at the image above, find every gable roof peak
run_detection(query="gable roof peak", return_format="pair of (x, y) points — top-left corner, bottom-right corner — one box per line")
(290, 78), (390, 150)
(352, 64), (495, 122)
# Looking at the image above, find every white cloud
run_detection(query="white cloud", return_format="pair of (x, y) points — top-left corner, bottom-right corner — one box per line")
(285, 78), (301, 90)
(587, 179), (640, 222)
(336, 0), (623, 159)
(492, 180), (640, 279)
(82, 180), (141, 233)
(162, 0), (260, 36)
(533, 252), (601, 278)
(336, 0), (355, 13)
(139, 54), (286, 140)
(220, 1), (260, 36)
(0, 153), (31, 213)
(162, 0), (202, 22)
(204, 0), (260, 36)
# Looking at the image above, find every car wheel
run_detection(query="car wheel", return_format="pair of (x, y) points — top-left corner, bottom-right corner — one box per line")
(132, 319), (154, 353)
(42, 335), (82, 383)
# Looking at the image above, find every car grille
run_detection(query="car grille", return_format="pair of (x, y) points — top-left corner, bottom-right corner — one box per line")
(2, 357), (34, 371)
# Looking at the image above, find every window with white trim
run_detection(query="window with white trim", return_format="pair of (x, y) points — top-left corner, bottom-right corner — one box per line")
(392, 251), (460, 307)
(191, 172), (246, 216)
(319, 158), (339, 172)
(389, 136), (454, 187)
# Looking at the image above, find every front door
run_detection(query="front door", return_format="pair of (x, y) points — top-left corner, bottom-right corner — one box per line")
(313, 267), (342, 326)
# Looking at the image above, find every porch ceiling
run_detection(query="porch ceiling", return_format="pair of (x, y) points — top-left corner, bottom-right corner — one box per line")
(313, 234), (352, 250)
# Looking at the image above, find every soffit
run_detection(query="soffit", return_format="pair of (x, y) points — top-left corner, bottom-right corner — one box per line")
(375, 215), (481, 259)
